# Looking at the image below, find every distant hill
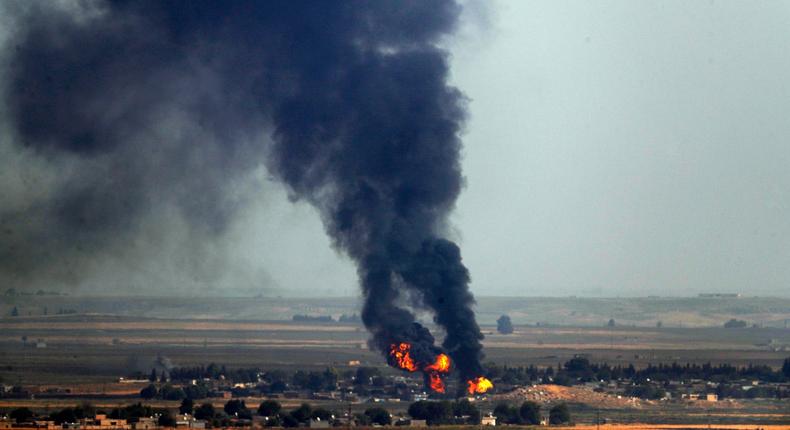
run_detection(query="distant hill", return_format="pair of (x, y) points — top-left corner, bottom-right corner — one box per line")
(1, 295), (788, 328)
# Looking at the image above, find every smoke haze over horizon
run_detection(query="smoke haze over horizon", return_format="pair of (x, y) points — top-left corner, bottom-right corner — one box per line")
(2, 1), (790, 299)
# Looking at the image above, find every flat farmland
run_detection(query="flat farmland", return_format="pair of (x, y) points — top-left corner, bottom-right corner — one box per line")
(1, 313), (788, 385)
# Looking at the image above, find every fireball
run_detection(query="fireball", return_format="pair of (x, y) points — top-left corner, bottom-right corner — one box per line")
(424, 353), (451, 373)
(467, 376), (493, 394)
(389, 342), (418, 372)
(428, 372), (446, 393)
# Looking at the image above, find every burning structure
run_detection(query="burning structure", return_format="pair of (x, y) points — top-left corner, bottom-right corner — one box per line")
(1, 0), (491, 395)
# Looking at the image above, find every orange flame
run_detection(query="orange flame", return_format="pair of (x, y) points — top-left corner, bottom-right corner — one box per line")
(467, 376), (494, 394)
(425, 353), (451, 374)
(390, 344), (453, 394)
(389, 343), (418, 372)
(428, 372), (446, 393)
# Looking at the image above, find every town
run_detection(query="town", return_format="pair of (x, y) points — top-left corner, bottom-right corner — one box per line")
(2, 356), (788, 429)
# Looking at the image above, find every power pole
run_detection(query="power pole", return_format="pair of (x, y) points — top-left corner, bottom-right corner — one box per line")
(596, 408), (600, 430)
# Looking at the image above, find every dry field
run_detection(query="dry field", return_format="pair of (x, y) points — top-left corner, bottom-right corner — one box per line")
(1, 314), (788, 386)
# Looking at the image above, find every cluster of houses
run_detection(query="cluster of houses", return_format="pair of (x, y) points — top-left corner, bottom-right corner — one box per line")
(0, 415), (207, 430)
(0, 412), (499, 430)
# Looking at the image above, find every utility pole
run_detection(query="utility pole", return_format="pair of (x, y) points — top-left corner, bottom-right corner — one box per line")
(596, 408), (600, 430)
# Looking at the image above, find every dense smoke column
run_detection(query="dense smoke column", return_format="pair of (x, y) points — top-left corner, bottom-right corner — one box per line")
(1, 0), (486, 383)
(399, 239), (484, 382)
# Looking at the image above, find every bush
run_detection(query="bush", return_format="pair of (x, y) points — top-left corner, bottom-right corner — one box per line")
(549, 403), (571, 425)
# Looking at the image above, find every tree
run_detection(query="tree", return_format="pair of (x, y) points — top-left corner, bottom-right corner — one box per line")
(11, 306), (19, 317)
(364, 407), (391, 426)
(158, 414), (176, 427)
(354, 367), (381, 385)
(453, 399), (480, 424)
(407, 401), (430, 420)
(289, 403), (312, 423)
(258, 400), (281, 417)
(783, 357), (790, 379)
(310, 408), (332, 421)
(407, 401), (452, 425)
(493, 403), (521, 424)
(140, 384), (158, 399)
(519, 401), (541, 425)
(194, 403), (216, 420)
(656, 320), (663, 328)
(724, 319), (747, 328)
(149, 368), (158, 382)
(549, 403), (571, 425)
(160, 384), (186, 400)
(497, 315), (514, 334)
(110, 403), (153, 420)
(78, 402), (96, 418)
(607, 318), (616, 327)
(263, 415), (282, 427)
(179, 398), (194, 415)
(280, 414), (299, 428)
(183, 384), (208, 400)
(10, 407), (34, 423)
(224, 399), (247, 416)
(51, 408), (78, 424)
(626, 383), (665, 400)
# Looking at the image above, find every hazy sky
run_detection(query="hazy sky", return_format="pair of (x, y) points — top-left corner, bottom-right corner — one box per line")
(449, 1), (790, 297)
(3, 1), (789, 298)
(254, 0), (790, 298)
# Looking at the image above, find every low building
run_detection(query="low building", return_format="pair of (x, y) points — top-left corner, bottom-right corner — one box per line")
(706, 393), (718, 402)
(309, 419), (329, 429)
(132, 418), (157, 430)
(481, 415), (496, 426)
(79, 414), (130, 429)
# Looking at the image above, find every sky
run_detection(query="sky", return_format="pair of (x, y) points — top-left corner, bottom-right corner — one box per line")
(450, 1), (790, 297)
(2, 1), (789, 298)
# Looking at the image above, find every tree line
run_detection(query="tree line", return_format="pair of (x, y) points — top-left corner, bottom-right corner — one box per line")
(486, 357), (790, 386)
(3, 398), (573, 428)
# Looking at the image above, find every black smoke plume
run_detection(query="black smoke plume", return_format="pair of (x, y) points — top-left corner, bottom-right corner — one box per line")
(1, 0), (485, 386)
